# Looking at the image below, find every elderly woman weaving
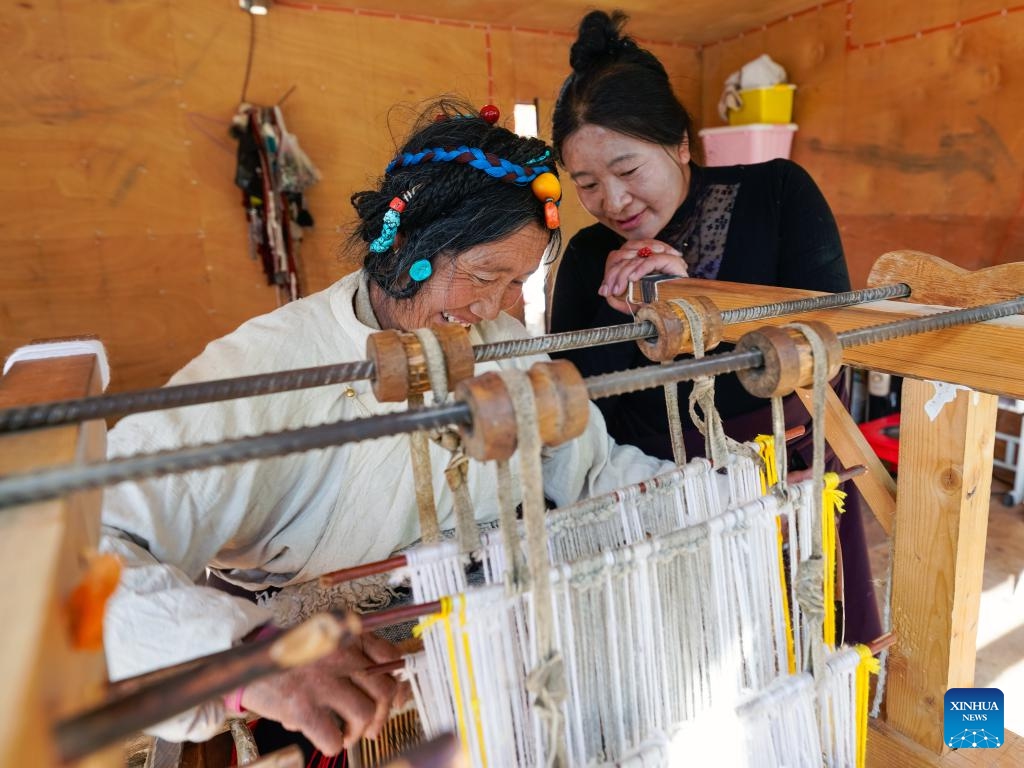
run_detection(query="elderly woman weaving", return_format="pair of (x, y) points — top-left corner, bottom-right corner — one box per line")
(100, 99), (674, 756)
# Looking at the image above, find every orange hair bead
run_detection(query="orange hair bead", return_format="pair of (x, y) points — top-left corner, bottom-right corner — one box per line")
(531, 172), (562, 204)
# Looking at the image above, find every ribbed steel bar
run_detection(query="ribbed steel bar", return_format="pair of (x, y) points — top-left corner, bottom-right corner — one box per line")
(0, 360), (374, 432)
(0, 284), (910, 432)
(720, 282), (910, 324)
(0, 403), (470, 510)
(835, 296), (1024, 347)
(585, 350), (764, 400)
(0, 293), (1018, 512)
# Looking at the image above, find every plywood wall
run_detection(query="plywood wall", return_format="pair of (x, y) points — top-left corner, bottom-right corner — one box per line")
(699, 0), (1024, 286)
(0, 0), (700, 393)
(5, 1), (1023, 395)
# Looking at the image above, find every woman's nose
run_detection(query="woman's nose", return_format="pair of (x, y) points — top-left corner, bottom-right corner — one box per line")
(470, 287), (506, 321)
(605, 181), (631, 214)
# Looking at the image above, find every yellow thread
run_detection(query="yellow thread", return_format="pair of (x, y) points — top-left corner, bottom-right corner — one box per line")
(441, 600), (471, 761)
(775, 517), (797, 674)
(854, 644), (881, 768)
(411, 595), (452, 639)
(822, 472), (846, 647)
(757, 435), (795, 672)
(458, 594), (489, 768)
(412, 597), (472, 760)
(755, 434), (778, 494)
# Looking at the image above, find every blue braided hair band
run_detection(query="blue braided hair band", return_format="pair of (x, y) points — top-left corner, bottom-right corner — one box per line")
(385, 145), (551, 185)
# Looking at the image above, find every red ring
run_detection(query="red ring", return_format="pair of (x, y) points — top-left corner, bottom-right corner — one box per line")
(636, 246), (653, 258)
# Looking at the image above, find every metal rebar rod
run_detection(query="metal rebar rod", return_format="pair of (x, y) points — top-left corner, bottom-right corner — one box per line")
(0, 403), (470, 510)
(0, 284), (910, 432)
(834, 296), (1024, 347)
(0, 295), (1017, 512)
(0, 359), (374, 432)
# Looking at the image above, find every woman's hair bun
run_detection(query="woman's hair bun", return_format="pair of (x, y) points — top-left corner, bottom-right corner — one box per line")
(569, 10), (633, 74)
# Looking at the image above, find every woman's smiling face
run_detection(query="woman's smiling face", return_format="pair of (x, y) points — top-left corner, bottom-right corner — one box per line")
(561, 124), (691, 241)
(374, 223), (549, 331)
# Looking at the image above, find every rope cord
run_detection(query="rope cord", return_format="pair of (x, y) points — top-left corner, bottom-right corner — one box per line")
(414, 328), (478, 554)
(786, 322), (830, 676)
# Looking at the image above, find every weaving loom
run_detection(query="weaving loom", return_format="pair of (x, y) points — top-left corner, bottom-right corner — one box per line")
(2, 251), (1024, 767)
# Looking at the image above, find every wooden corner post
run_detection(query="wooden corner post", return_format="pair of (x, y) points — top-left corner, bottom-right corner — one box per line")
(884, 379), (997, 754)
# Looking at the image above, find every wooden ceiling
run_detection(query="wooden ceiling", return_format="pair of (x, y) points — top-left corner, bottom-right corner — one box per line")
(297, 1), (820, 46)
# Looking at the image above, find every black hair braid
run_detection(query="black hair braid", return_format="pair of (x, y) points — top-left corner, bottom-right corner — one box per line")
(350, 99), (559, 300)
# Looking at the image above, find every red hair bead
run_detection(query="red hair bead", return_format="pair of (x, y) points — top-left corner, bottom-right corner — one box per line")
(544, 200), (560, 230)
(479, 104), (500, 125)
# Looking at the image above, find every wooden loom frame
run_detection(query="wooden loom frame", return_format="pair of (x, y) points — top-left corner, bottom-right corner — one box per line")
(2, 251), (1022, 766)
(642, 251), (1024, 767)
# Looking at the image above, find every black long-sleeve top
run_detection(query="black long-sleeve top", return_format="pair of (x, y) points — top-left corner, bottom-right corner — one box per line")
(550, 158), (850, 461)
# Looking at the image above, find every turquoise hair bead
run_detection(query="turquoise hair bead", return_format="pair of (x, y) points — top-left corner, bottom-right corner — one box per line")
(409, 259), (432, 282)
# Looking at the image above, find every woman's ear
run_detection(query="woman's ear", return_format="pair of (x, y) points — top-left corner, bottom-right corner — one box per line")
(676, 136), (691, 166)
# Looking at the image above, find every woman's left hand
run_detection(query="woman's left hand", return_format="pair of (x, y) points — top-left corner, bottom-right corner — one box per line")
(599, 239), (688, 314)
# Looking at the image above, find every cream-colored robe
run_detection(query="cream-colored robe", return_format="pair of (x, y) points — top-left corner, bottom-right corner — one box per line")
(101, 271), (674, 741)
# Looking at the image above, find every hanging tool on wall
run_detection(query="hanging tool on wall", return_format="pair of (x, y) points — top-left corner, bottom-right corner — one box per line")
(231, 101), (320, 304)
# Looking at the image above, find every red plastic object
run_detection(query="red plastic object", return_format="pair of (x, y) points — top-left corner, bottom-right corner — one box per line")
(859, 414), (900, 468)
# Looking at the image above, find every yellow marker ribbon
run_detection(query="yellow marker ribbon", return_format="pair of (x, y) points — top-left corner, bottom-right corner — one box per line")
(410, 595), (487, 767)
(823, 472), (847, 647)
(854, 644), (881, 768)
(458, 594), (488, 768)
(754, 433), (777, 494)
(757, 434), (796, 673)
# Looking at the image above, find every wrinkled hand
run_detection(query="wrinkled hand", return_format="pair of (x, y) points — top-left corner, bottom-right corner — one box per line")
(599, 239), (688, 314)
(241, 633), (407, 755)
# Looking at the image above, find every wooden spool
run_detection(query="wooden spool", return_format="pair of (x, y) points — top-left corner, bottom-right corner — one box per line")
(428, 323), (475, 392)
(367, 326), (475, 403)
(367, 330), (413, 402)
(735, 320), (843, 398)
(635, 297), (724, 362)
(455, 360), (590, 461)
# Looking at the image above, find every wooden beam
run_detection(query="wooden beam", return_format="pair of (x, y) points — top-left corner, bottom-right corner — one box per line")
(868, 720), (1024, 767)
(638, 279), (1024, 399)
(794, 385), (897, 534)
(883, 380), (997, 754)
(867, 250), (1024, 307)
(0, 353), (114, 767)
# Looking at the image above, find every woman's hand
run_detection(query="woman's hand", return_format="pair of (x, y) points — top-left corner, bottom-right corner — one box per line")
(599, 239), (688, 314)
(241, 633), (407, 755)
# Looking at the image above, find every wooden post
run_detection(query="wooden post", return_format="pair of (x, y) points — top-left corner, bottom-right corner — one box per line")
(884, 379), (997, 753)
(0, 352), (115, 767)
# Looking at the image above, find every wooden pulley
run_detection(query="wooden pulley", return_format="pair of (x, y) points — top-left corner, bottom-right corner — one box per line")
(527, 359), (590, 450)
(366, 325), (474, 402)
(635, 297), (724, 362)
(366, 330), (412, 402)
(428, 322), (475, 391)
(455, 360), (590, 461)
(735, 320), (843, 398)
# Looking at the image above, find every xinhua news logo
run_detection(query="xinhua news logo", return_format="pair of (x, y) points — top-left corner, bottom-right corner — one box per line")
(944, 688), (1004, 749)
